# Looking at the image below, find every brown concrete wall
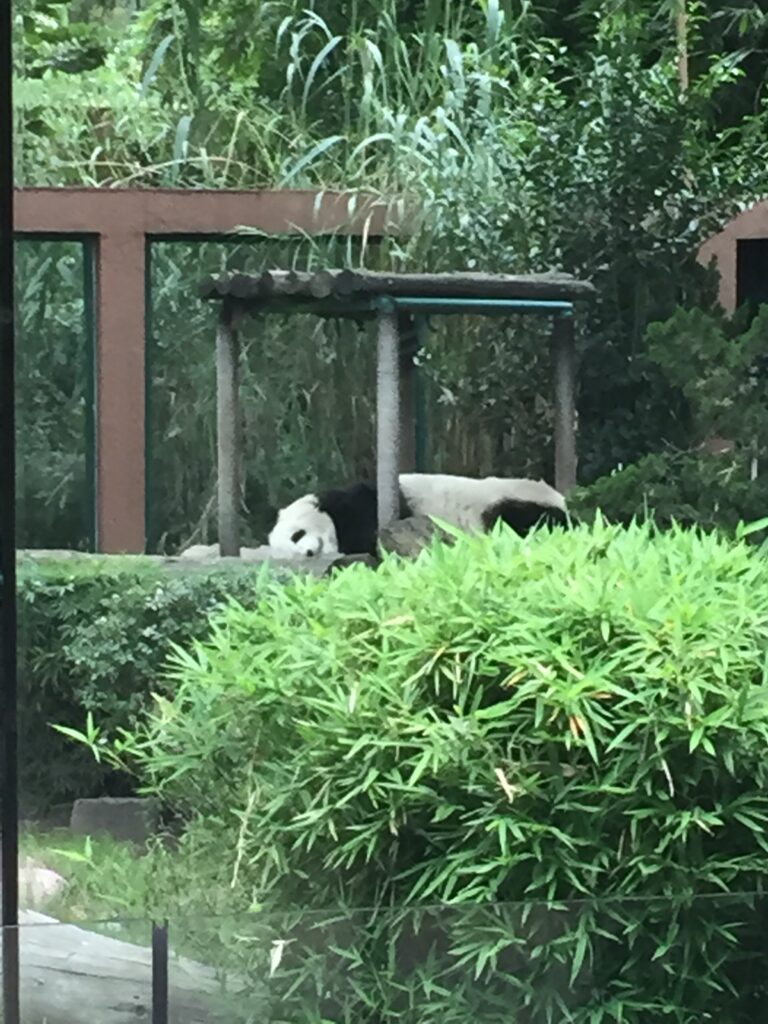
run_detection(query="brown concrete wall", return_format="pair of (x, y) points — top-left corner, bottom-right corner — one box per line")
(14, 188), (401, 237)
(697, 199), (768, 312)
(96, 235), (146, 553)
(14, 188), (401, 553)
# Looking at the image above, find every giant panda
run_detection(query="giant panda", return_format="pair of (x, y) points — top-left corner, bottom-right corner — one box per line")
(267, 473), (569, 558)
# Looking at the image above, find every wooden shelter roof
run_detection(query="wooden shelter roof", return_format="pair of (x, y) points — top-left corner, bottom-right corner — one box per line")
(199, 269), (596, 318)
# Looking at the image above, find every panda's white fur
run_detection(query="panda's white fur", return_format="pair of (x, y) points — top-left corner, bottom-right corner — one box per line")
(400, 473), (566, 531)
(267, 472), (568, 559)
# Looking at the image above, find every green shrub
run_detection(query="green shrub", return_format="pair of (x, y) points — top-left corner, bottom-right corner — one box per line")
(570, 448), (768, 535)
(80, 521), (768, 1021)
(644, 305), (768, 455)
(17, 555), (278, 811)
(568, 303), (768, 536)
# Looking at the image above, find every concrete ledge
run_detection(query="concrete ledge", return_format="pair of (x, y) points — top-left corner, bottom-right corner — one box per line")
(16, 548), (354, 577)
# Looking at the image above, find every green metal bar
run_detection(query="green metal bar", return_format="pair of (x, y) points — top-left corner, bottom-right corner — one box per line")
(81, 237), (97, 552)
(199, 296), (577, 322)
(414, 315), (430, 472)
(376, 297), (575, 316)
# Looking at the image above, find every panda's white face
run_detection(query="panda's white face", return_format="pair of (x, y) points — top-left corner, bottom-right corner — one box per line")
(267, 494), (339, 558)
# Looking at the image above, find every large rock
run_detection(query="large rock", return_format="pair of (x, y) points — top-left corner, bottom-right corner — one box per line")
(19, 856), (67, 909)
(172, 543), (348, 576)
(323, 553), (380, 576)
(70, 797), (159, 845)
(377, 515), (455, 558)
(1, 908), (234, 1024)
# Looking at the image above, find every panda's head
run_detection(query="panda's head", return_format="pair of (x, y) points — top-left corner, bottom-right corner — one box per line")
(267, 494), (339, 558)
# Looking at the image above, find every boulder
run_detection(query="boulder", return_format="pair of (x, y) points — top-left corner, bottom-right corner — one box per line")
(377, 515), (455, 558)
(0, 908), (232, 1024)
(19, 856), (67, 909)
(323, 553), (380, 576)
(70, 797), (159, 845)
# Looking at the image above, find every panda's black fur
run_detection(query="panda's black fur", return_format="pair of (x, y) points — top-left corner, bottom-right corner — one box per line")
(314, 474), (569, 557)
(315, 482), (381, 556)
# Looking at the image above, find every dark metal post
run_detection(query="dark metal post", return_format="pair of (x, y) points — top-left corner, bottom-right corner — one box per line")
(551, 313), (577, 494)
(151, 921), (169, 1024)
(216, 302), (241, 556)
(376, 304), (401, 529)
(0, 0), (20, 1014)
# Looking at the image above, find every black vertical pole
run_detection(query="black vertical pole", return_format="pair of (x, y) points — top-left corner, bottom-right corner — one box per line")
(152, 921), (169, 1024)
(0, 0), (20, 1016)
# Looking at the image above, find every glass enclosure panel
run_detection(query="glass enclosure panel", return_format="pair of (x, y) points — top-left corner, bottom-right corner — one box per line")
(15, 239), (93, 552)
(10, 3), (768, 1022)
(15, 238), (98, 840)
(4, 899), (767, 1023)
(7, 898), (767, 1022)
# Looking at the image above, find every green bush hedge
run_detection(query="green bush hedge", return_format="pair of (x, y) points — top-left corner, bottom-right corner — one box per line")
(83, 520), (768, 1021)
(17, 555), (276, 812)
(570, 448), (768, 535)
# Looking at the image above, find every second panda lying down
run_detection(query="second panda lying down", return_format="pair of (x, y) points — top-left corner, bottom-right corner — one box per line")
(267, 473), (570, 558)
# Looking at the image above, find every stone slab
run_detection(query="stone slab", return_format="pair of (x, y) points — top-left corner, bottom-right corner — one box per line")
(70, 797), (159, 845)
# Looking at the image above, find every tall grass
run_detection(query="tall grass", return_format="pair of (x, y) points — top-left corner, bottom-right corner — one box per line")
(17, 0), (758, 199)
